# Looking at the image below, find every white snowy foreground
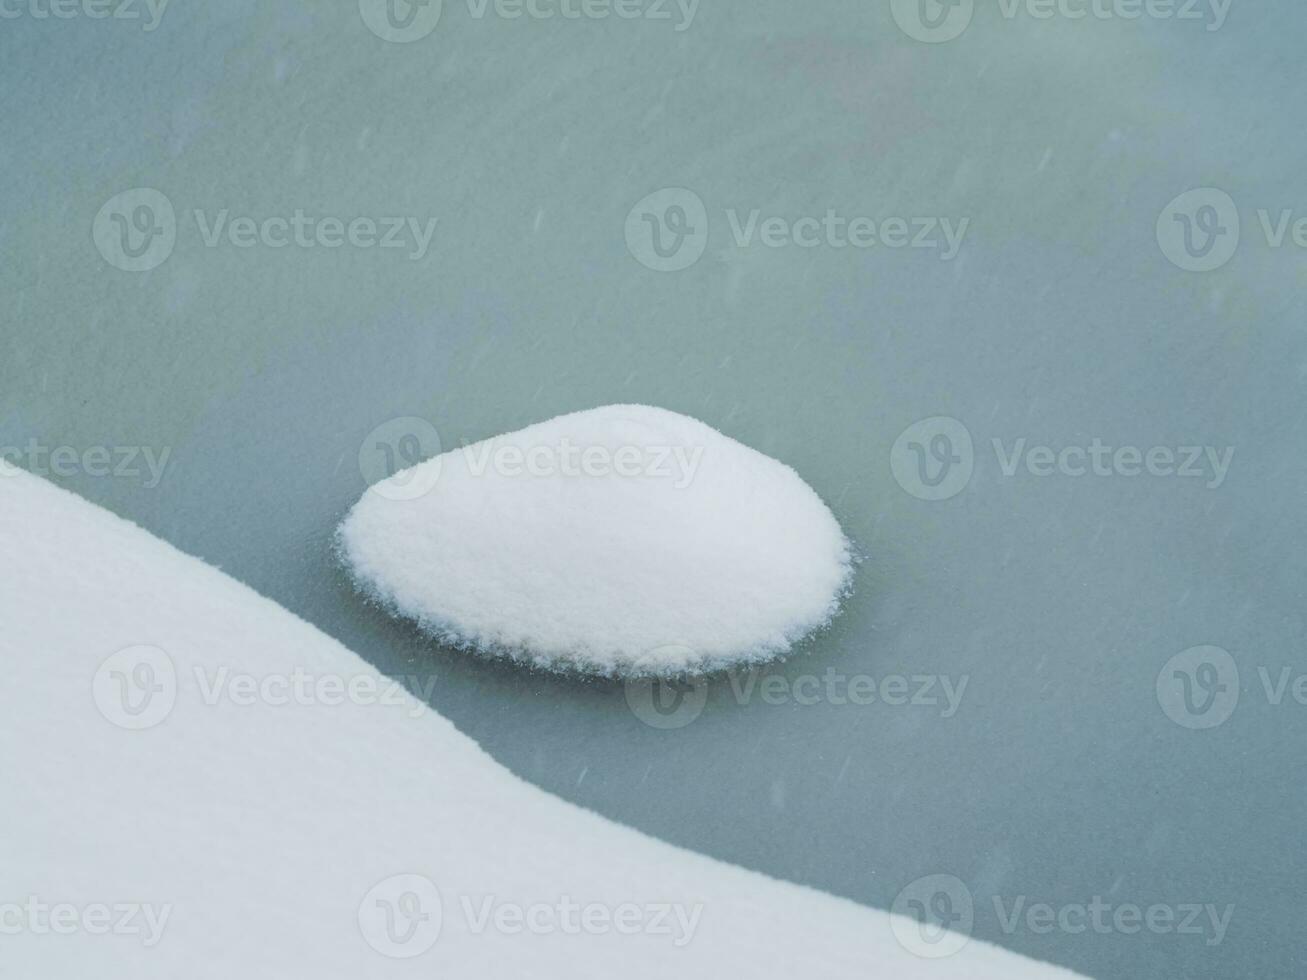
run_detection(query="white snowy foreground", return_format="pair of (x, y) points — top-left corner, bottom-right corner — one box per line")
(0, 470), (1083, 978)
(340, 404), (853, 676)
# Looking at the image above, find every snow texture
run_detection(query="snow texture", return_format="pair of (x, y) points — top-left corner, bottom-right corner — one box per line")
(338, 405), (853, 676)
(0, 470), (1086, 978)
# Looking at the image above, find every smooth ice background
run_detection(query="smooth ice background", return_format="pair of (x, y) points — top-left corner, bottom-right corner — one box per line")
(2, 3), (1304, 978)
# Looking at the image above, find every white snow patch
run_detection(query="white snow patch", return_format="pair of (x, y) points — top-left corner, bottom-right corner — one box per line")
(338, 405), (854, 676)
(0, 470), (1083, 979)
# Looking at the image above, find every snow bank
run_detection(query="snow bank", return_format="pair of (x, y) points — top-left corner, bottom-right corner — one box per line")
(338, 404), (853, 676)
(0, 470), (1083, 978)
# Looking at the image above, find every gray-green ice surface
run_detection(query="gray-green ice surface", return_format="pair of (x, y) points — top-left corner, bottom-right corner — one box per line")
(2, 3), (1303, 978)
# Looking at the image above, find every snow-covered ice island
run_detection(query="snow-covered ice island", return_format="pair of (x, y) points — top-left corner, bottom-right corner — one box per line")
(338, 404), (855, 676)
(0, 467), (1088, 978)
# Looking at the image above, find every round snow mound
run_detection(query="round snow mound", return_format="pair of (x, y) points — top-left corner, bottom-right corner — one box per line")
(337, 405), (853, 677)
